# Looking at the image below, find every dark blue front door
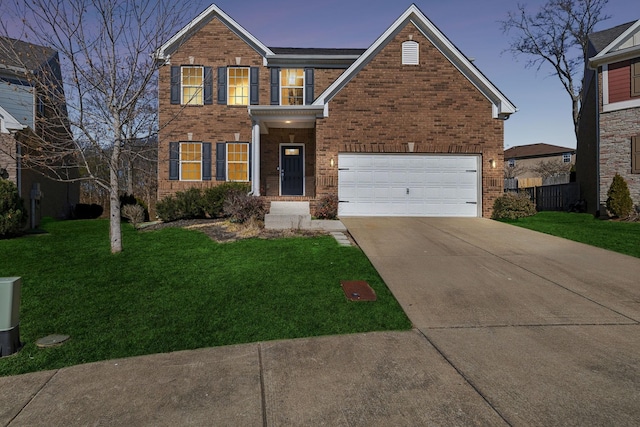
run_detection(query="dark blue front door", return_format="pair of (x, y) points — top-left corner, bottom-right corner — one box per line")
(281, 146), (303, 195)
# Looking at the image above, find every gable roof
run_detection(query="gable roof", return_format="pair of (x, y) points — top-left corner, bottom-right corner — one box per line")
(505, 143), (575, 160)
(0, 105), (26, 134)
(155, 4), (274, 62)
(312, 4), (517, 119)
(589, 19), (640, 68)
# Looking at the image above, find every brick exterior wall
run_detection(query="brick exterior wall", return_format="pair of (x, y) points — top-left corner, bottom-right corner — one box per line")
(599, 106), (640, 208)
(158, 17), (507, 218)
(315, 24), (504, 217)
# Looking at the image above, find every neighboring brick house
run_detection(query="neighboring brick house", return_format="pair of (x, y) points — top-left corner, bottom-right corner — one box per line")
(0, 37), (79, 227)
(576, 20), (640, 215)
(505, 143), (576, 188)
(155, 4), (516, 218)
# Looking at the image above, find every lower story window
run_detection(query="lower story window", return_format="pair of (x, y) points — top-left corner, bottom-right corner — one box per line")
(227, 143), (249, 181)
(181, 143), (202, 180)
(562, 153), (571, 163)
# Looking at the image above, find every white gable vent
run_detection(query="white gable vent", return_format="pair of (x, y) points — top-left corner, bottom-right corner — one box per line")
(402, 40), (419, 65)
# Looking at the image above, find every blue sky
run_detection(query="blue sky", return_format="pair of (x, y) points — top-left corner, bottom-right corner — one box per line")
(199, 0), (640, 149)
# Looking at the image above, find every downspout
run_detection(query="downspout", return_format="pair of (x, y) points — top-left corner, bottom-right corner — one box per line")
(16, 137), (21, 198)
(595, 69), (601, 216)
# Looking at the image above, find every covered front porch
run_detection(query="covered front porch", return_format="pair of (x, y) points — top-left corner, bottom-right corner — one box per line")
(248, 105), (325, 199)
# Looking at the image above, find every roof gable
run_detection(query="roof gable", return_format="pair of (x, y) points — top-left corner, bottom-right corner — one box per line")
(589, 20), (640, 67)
(313, 4), (516, 119)
(0, 105), (26, 133)
(0, 36), (57, 74)
(155, 4), (273, 62)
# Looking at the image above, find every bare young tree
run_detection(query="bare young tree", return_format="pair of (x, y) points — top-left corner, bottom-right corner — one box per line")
(530, 159), (573, 179)
(0, 0), (201, 253)
(501, 0), (610, 137)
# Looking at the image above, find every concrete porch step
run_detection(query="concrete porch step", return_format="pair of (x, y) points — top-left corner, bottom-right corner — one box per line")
(264, 202), (312, 230)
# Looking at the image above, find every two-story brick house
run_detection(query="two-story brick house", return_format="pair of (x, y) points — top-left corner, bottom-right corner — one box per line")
(155, 4), (516, 218)
(576, 19), (640, 215)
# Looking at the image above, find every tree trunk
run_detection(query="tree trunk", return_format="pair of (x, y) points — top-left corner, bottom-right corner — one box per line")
(109, 145), (122, 254)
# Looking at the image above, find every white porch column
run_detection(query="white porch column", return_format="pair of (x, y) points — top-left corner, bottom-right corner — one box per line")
(251, 120), (261, 196)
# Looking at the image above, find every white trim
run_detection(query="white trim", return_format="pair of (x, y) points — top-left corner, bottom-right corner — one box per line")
(179, 142), (202, 181)
(180, 65), (204, 105)
(313, 5), (516, 119)
(279, 68), (305, 106)
(279, 143), (305, 196)
(226, 142), (250, 182)
(402, 40), (419, 65)
(0, 106), (26, 134)
(251, 121), (261, 195)
(590, 20), (640, 67)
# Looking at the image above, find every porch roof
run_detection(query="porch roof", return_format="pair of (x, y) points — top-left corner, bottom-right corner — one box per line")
(248, 105), (325, 134)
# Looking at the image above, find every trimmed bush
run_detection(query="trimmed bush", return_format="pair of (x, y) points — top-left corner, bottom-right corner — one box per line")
(120, 193), (149, 222)
(315, 194), (338, 219)
(156, 188), (205, 222)
(491, 192), (537, 220)
(202, 182), (250, 218)
(73, 203), (104, 219)
(223, 192), (267, 223)
(0, 179), (28, 238)
(121, 204), (145, 228)
(606, 173), (633, 218)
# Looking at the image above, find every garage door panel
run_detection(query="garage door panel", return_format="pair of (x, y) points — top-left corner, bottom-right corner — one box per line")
(338, 154), (480, 217)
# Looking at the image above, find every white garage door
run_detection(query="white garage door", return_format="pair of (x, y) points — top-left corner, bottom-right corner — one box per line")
(338, 154), (480, 217)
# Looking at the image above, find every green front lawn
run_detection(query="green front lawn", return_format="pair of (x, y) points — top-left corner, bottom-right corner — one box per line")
(502, 211), (640, 258)
(0, 219), (411, 376)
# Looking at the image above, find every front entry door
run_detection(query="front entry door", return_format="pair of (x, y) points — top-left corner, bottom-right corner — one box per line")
(281, 145), (304, 196)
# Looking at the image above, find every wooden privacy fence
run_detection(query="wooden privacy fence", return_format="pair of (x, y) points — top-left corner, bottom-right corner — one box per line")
(506, 182), (581, 211)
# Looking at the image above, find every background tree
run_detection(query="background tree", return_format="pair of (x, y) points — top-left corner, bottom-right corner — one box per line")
(501, 0), (610, 137)
(0, 0), (202, 253)
(530, 159), (572, 180)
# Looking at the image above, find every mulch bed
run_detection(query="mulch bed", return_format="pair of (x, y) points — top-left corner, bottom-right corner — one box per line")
(140, 219), (326, 243)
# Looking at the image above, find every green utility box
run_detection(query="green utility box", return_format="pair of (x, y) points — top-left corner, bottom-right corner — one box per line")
(0, 277), (22, 357)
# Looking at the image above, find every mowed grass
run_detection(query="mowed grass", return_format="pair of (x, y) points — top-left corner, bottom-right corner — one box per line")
(0, 219), (411, 376)
(502, 211), (640, 258)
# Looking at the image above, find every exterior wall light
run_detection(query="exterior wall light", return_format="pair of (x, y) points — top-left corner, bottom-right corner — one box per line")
(489, 159), (496, 169)
(330, 158), (335, 167)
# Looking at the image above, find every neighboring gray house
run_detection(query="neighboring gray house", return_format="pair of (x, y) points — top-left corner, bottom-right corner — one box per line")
(576, 20), (640, 215)
(0, 37), (79, 226)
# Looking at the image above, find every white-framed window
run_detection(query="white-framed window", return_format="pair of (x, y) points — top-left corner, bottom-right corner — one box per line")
(280, 69), (304, 105)
(181, 66), (204, 105)
(228, 67), (249, 106)
(508, 158), (516, 168)
(402, 40), (419, 65)
(227, 142), (249, 181)
(180, 142), (202, 180)
(562, 153), (571, 163)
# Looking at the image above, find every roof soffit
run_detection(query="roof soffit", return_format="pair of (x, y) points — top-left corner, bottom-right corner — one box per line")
(313, 4), (516, 118)
(155, 4), (273, 62)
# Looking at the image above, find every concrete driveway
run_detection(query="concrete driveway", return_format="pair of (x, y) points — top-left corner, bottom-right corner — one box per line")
(343, 217), (640, 426)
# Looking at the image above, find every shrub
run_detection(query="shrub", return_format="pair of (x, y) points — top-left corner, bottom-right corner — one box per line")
(202, 182), (250, 218)
(223, 192), (266, 223)
(156, 188), (205, 222)
(315, 194), (338, 219)
(121, 204), (145, 228)
(491, 192), (536, 220)
(73, 203), (103, 219)
(606, 173), (633, 218)
(120, 193), (149, 222)
(0, 179), (28, 238)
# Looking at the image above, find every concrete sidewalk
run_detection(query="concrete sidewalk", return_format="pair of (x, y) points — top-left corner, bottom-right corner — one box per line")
(2, 217), (640, 426)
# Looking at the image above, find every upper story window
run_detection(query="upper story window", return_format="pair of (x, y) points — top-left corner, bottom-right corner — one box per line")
(508, 158), (516, 168)
(182, 66), (203, 105)
(402, 40), (419, 65)
(228, 67), (250, 106)
(562, 153), (572, 163)
(281, 69), (304, 105)
(180, 142), (202, 180)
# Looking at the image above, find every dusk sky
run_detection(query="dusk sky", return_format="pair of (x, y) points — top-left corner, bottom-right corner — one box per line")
(191, 0), (640, 149)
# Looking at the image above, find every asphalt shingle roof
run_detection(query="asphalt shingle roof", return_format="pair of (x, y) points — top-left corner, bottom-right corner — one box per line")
(269, 47), (366, 56)
(589, 21), (636, 53)
(505, 143), (575, 159)
(0, 36), (56, 72)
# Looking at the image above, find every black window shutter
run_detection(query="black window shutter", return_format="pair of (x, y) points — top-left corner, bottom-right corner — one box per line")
(170, 66), (180, 105)
(169, 142), (179, 180)
(216, 142), (226, 181)
(204, 67), (213, 105)
(217, 67), (227, 104)
(304, 68), (314, 105)
(202, 142), (212, 180)
(270, 67), (280, 105)
(250, 67), (259, 105)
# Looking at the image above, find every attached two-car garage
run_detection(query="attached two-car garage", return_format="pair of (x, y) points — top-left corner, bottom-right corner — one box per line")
(337, 154), (480, 217)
